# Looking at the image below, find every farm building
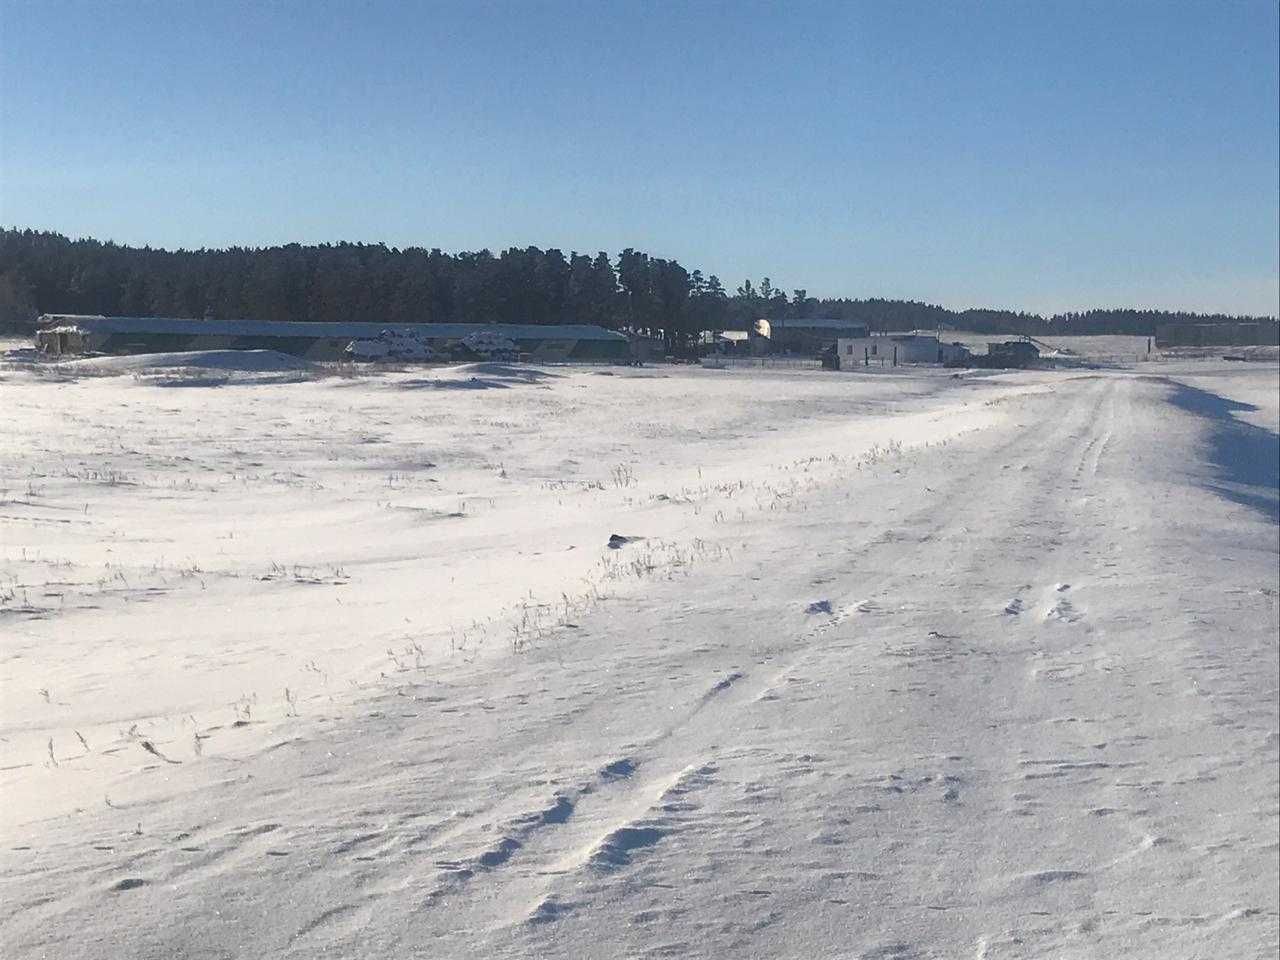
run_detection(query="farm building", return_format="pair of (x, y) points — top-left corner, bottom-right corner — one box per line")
(34, 315), (633, 363)
(836, 334), (970, 367)
(708, 329), (753, 356)
(763, 318), (870, 354)
(1155, 320), (1279, 348)
(977, 340), (1040, 369)
(626, 333), (667, 363)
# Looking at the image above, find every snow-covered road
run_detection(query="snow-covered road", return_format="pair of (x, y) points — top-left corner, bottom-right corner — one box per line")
(1, 362), (1276, 958)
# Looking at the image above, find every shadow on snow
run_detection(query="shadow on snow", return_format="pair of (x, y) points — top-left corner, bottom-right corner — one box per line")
(1165, 381), (1279, 523)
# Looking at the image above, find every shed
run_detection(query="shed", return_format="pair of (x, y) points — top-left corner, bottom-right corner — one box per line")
(979, 340), (1040, 368)
(709, 329), (752, 356)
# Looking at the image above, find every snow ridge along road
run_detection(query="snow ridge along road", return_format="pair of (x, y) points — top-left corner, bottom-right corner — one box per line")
(1, 362), (1276, 959)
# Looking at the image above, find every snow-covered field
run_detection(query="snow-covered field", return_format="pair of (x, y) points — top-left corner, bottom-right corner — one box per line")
(941, 332), (1156, 362)
(1, 349), (1276, 959)
(941, 332), (1278, 367)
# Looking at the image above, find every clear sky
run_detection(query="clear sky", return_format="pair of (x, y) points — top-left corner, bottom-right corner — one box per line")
(2, 0), (1277, 316)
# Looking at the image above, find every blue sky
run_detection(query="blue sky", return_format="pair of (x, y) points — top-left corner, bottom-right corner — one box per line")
(2, 0), (1276, 315)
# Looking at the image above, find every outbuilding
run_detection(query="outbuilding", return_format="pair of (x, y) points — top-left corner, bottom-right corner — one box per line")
(978, 340), (1040, 369)
(836, 333), (970, 367)
(765, 318), (870, 354)
(709, 329), (751, 355)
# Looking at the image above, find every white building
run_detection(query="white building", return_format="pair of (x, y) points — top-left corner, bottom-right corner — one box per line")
(835, 334), (970, 367)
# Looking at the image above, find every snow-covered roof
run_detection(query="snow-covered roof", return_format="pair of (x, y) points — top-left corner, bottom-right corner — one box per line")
(36, 315), (628, 342)
(766, 317), (868, 331)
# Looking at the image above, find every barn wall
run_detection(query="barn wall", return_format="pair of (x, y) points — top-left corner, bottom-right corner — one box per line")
(34, 321), (633, 362)
(836, 336), (955, 365)
(1155, 322), (1280, 348)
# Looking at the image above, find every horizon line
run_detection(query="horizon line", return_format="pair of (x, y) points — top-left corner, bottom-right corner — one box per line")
(6, 225), (1277, 322)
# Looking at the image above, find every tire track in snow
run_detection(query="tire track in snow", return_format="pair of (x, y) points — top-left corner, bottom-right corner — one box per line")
(388, 387), (1072, 939)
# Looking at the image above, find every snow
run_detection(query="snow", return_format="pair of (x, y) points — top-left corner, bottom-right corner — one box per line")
(913, 333), (1157, 360)
(346, 331), (440, 363)
(0, 353), (1276, 958)
(55, 349), (318, 375)
(1161, 363), (1280, 434)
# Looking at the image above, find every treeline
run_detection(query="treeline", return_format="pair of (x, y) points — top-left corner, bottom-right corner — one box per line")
(1, 228), (1273, 343)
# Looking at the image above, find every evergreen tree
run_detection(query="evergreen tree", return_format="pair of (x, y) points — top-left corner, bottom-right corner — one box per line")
(1, 228), (1272, 339)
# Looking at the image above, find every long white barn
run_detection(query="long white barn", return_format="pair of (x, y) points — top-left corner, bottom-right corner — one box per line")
(34, 315), (632, 362)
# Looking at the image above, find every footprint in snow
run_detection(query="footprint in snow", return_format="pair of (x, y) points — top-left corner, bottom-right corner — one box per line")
(1045, 598), (1083, 623)
(601, 758), (636, 780)
(528, 897), (577, 924)
(1027, 869), (1088, 884)
(589, 825), (665, 870)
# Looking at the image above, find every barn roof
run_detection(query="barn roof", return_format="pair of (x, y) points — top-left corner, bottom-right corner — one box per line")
(766, 317), (868, 330)
(36, 315), (628, 342)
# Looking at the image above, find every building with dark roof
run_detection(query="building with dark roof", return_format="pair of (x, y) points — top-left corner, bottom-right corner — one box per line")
(761, 318), (870, 354)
